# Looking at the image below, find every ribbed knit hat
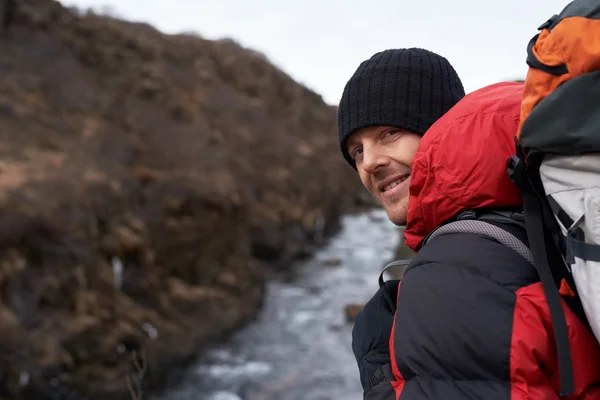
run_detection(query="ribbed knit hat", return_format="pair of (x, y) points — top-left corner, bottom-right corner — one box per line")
(338, 48), (465, 168)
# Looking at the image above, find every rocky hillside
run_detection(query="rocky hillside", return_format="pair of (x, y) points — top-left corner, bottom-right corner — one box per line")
(0, 1), (373, 399)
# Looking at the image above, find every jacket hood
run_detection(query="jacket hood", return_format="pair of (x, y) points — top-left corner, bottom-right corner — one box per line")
(404, 81), (524, 251)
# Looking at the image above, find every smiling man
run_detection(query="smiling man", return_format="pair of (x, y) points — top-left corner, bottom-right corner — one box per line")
(337, 48), (464, 399)
(338, 48), (465, 226)
(344, 126), (420, 224)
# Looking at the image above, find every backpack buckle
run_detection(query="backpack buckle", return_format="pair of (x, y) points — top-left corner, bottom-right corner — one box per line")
(507, 154), (524, 188)
(507, 137), (526, 188)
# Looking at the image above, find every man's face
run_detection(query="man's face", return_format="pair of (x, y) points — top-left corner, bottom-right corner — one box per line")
(346, 126), (421, 226)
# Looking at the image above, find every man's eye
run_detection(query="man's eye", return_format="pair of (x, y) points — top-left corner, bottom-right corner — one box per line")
(351, 147), (363, 159)
(385, 129), (400, 136)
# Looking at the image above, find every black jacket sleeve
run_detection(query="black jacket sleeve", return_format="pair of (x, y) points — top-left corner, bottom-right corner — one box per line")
(352, 280), (399, 400)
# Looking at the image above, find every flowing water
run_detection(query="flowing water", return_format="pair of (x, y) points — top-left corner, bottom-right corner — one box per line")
(153, 209), (402, 400)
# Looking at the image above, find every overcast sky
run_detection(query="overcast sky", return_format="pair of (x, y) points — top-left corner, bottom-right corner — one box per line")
(64, 0), (571, 105)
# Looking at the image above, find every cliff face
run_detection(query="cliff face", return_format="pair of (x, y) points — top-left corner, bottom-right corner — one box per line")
(0, 1), (374, 398)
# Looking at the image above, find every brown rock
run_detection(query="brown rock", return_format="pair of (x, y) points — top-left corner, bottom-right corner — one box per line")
(344, 303), (364, 322)
(322, 258), (342, 267)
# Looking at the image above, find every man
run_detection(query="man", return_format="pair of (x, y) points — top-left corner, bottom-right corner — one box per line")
(338, 48), (464, 398)
(338, 48), (465, 226)
(339, 51), (600, 399)
(338, 48), (464, 397)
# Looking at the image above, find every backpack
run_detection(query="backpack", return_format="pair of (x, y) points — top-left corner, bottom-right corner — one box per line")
(506, 0), (600, 396)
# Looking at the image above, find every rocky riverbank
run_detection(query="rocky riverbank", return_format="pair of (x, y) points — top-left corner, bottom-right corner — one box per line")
(151, 209), (402, 400)
(0, 1), (373, 399)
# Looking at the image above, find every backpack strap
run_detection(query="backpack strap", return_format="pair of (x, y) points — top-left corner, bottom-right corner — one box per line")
(566, 236), (600, 262)
(381, 215), (533, 314)
(378, 259), (412, 313)
(547, 195), (600, 263)
(425, 219), (534, 265)
(509, 149), (575, 396)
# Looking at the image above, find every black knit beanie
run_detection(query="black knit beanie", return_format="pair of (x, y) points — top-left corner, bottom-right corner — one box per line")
(338, 48), (465, 168)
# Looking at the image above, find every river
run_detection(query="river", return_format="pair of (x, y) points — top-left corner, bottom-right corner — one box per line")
(152, 209), (402, 400)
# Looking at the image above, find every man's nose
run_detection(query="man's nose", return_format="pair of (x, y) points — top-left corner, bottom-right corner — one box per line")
(362, 145), (390, 174)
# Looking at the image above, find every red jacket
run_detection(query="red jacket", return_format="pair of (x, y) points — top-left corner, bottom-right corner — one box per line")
(379, 82), (600, 399)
